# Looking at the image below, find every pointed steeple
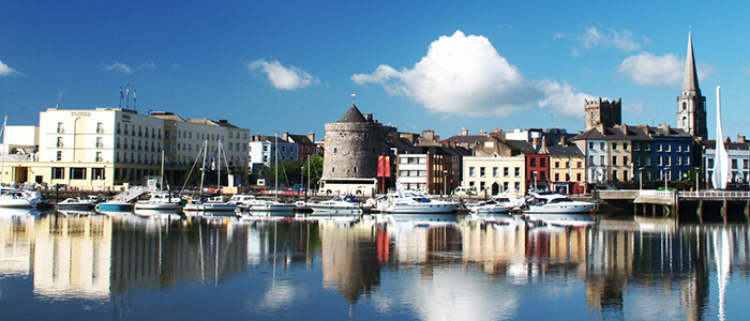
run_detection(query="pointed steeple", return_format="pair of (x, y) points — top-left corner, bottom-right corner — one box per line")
(682, 31), (701, 93)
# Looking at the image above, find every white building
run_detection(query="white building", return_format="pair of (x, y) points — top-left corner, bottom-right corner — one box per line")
(0, 107), (250, 190)
(248, 135), (297, 179)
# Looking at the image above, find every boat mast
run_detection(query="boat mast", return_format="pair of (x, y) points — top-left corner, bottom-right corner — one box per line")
(0, 115), (6, 186)
(275, 133), (279, 201)
(160, 150), (165, 192)
(217, 139), (222, 193)
(199, 140), (208, 194)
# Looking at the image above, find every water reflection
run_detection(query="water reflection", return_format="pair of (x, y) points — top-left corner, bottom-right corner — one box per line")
(0, 209), (748, 320)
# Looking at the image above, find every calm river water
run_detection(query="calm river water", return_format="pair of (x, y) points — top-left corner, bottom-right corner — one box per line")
(0, 209), (748, 320)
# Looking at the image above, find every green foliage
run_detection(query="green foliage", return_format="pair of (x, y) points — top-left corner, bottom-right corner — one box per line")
(260, 154), (324, 189)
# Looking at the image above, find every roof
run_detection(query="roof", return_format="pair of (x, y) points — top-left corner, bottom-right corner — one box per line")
(546, 144), (584, 157)
(571, 125), (651, 141)
(287, 134), (314, 144)
(443, 134), (487, 145)
(338, 104), (367, 123)
(703, 140), (750, 151)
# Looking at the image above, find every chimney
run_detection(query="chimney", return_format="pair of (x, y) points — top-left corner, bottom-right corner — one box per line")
(532, 137), (541, 148)
(363, 113), (373, 122)
(738, 135), (746, 144)
(461, 127), (468, 136)
(560, 135), (568, 146)
(307, 132), (315, 142)
(283, 131), (289, 141)
(480, 129), (487, 136)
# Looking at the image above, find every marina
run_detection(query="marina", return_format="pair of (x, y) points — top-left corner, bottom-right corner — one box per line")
(0, 207), (748, 320)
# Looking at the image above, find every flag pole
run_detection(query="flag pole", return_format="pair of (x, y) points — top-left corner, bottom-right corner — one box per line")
(119, 86), (123, 108)
(126, 84), (130, 109)
(134, 89), (137, 111)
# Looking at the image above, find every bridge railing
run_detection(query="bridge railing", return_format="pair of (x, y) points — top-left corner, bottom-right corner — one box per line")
(678, 191), (750, 199)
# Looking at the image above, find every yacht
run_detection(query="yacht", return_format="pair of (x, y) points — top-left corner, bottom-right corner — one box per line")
(308, 195), (363, 215)
(57, 197), (98, 210)
(469, 197), (515, 214)
(377, 188), (458, 214)
(183, 195), (238, 212)
(96, 199), (134, 212)
(0, 190), (39, 208)
(134, 191), (183, 211)
(524, 192), (597, 214)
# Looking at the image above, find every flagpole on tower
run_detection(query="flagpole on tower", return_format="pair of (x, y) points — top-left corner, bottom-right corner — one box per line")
(126, 84), (130, 109)
(119, 86), (123, 108)
(134, 89), (137, 111)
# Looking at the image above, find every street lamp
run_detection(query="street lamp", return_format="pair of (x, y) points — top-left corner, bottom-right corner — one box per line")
(443, 169), (448, 196)
(694, 166), (700, 192)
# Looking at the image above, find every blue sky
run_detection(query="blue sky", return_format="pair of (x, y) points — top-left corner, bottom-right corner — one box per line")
(1, 1), (749, 141)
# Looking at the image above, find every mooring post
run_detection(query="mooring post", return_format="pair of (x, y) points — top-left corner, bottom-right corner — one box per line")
(721, 199), (728, 224)
(697, 200), (704, 224)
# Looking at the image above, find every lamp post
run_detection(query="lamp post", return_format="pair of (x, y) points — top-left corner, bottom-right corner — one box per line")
(443, 169), (448, 196)
(695, 166), (700, 192)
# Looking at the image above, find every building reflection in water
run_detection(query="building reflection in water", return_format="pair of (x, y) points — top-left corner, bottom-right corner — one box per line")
(1, 209), (749, 320)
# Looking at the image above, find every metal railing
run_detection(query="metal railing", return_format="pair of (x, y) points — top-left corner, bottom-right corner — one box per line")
(679, 191), (750, 199)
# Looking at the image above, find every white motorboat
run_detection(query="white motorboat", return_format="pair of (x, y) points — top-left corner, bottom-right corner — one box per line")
(524, 192), (597, 214)
(308, 195), (363, 215)
(183, 195), (238, 212)
(134, 192), (183, 211)
(57, 197), (98, 210)
(247, 199), (296, 212)
(0, 191), (39, 208)
(469, 197), (514, 214)
(96, 200), (134, 212)
(227, 194), (258, 210)
(377, 189), (458, 214)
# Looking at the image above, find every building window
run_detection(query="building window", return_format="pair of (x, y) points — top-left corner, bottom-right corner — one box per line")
(503, 167), (509, 177)
(589, 142), (594, 150)
(469, 167), (475, 177)
(57, 122), (64, 133)
(555, 161), (560, 168)
(70, 168), (86, 180)
(732, 159), (738, 169)
(530, 158), (536, 167)
(56, 151), (62, 161)
(540, 158), (546, 167)
(514, 167), (520, 177)
(52, 167), (64, 179)
(555, 173), (560, 181)
(623, 143), (628, 150)
(577, 162), (582, 168)
(612, 143), (617, 150)
(57, 137), (63, 148)
(92, 168), (105, 180)
(493, 167), (498, 177)
(577, 173), (582, 181)
(480, 167), (486, 177)
(96, 137), (103, 148)
(600, 142), (605, 150)
(95, 152), (102, 162)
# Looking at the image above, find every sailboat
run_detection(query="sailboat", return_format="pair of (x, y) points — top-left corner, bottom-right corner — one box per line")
(183, 140), (237, 213)
(248, 133), (295, 214)
(135, 151), (183, 211)
(712, 86), (730, 189)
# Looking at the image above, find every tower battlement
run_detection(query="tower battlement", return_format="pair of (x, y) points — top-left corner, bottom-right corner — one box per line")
(584, 97), (622, 131)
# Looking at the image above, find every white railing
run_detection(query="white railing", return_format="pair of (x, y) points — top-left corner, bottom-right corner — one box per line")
(112, 186), (149, 202)
(679, 191), (750, 199)
(639, 190), (674, 199)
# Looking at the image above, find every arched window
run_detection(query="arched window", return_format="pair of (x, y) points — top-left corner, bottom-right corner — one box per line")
(682, 102), (687, 110)
(682, 116), (688, 127)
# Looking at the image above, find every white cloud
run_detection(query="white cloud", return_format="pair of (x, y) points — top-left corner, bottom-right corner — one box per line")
(139, 61), (156, 69)
(567, 26), (642, 56)
(0, 60), (21, 77)
(103, 62), (133, 74)
(618, 53), (682, 88)
(248, 59), (320, 90)
(352, 30), (593, 118)
(536, 79), (598, 116)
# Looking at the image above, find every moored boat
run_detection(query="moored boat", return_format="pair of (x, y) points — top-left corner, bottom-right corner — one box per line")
(308, 195), (362, 215)
(523, 192), (597, 214)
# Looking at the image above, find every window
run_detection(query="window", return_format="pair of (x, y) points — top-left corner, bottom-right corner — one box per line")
(514, 167), (520, 177)
(624, 156), (629, 165)
(95, 152), (102, 162)
(540, 158), (546, 167)
(96, 122), (103, 133)
(589, 155), (594, 165)
(530, 158), (536, 167)
(52, 167), (64, 179)
(555, 161), (560, 168)
(633, 143), (640, 151)
(493, 167), (498, 177)
(589, 142), (594, 150)
(612, 143), (617, 150)
(514, 182), (521, 191)
(479, 167), (486, 177)
(57, 137), (63, 147)
(600, 155), (605, 165)
(96, 137), (103, 148)
(600, 142), (605, 150)
(92, 168), (105, 180)
(503, 167), (509, 177)
(56, 151), (62, 161)
(577, 162), (582, 168)
(57, 122), (63, 133)
(732, 159), (738, 169)
(612, 156), (617, 166)
(623, 143), (629, 150)
(469, 167), (476, 177)
(576, 173), (582, 181)
(70, 168), (86, 180)
(555, 173), (560, 181)
(658, 144), (663, 152)
(677, 145), (682, 152)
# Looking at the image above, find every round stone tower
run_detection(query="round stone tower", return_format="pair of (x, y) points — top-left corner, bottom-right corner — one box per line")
(323, 103), (380, 179)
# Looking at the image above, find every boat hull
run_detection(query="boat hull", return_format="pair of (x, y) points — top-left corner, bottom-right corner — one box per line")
(96, 202), (133, 212)
(382, 203), (458, 214)
(134, 201), (182, 211)
(524, 203), (596, 214)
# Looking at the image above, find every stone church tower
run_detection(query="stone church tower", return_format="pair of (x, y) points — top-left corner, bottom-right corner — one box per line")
(322, 103), (381, 179)
(676, 32), (707, 140)
(584, 97), (621, 131)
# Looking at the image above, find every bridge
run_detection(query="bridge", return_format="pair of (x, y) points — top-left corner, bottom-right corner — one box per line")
(595, 190), (750, 223)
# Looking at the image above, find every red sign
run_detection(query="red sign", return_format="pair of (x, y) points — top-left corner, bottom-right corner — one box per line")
(377, 155), (391, 178)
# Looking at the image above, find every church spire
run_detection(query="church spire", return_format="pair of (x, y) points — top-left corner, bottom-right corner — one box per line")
(682, 31), (701, 93)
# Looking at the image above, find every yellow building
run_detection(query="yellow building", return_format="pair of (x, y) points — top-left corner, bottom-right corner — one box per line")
(462, 154), (526, 197)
